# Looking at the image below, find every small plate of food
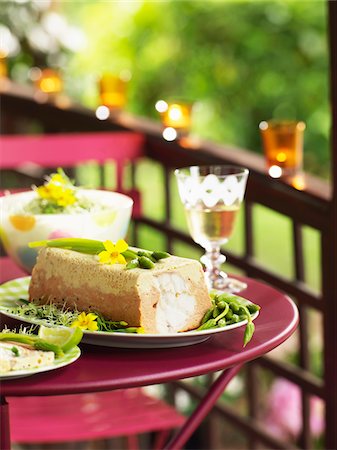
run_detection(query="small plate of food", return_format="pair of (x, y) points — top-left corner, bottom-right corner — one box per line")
(0, 325), (82, 380)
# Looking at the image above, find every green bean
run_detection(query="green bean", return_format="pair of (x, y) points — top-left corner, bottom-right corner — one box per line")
(151, 251), (170, 260)
(230, 294), (261, 314)
(228, 301), (240, 313)
(137, 251), (157, 262)
(138, 256), (155, 269)
(0, 333), (64, 357)
(118, 327), (141, 333)
(214, 303), (229, 323)
(217, 318), (227, 328)
(226, 309), (233, 320)
(196, 292), (259, 346)
(126, 259), (140, 270)
(122, 249), (138, 260)
(247, 303), (260, 314)
(216, 293), (238, 303)
(34, 339), (64, 357)
(232, 294), (253, 306)
(212, 307), (220, 318)
(230, 314), (240, 323)
(216, 300), (227, 310)
(209, 290), (218, 302)
(28, 238), (105, 254)
(201, 308), (213, 325)
(243, 322), (255, 347)
(197, 318), (217, 330)
(238, 305), (251, 318)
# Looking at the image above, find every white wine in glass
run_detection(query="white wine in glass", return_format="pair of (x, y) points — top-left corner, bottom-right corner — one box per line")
(175, 165), (249, 293)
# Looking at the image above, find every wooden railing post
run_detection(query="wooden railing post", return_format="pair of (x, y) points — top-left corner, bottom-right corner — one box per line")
(325, 2), (337, 449)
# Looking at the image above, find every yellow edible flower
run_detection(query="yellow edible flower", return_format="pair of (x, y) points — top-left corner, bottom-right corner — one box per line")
(49, 173), (68, 185)
(71, 312), (98, 331)
(98, 239), (128, 265)
(54, 188), (76, 207)
(36, 181), (76, 207)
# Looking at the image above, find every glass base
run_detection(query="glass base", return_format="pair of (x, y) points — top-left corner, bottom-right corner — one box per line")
(206, 272), (247, 293)
(200, 248), (247, 294)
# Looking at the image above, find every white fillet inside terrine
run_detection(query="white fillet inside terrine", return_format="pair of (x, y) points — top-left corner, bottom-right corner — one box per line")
(29, 247), (211, 334)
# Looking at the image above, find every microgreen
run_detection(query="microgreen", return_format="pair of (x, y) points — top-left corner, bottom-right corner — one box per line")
(6, 301), (79, 328)
(5, 300), (142, 334)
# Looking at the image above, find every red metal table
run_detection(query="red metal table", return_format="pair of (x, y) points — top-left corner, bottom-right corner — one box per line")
(0, 275), (298, 450)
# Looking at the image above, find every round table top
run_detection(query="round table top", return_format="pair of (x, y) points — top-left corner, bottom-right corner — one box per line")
(1, 276), (298, 397)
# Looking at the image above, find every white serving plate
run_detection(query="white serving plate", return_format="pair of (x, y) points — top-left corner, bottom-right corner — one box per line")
(0, 277), (259, 349)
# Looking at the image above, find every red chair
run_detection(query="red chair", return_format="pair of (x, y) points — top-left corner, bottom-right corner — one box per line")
(8, 391), (185, 450)
(0, 131), (144, 217)
(0, 132), (185, 449)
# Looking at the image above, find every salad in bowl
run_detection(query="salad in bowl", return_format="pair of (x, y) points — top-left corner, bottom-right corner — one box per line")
(0, 169), (133, 273)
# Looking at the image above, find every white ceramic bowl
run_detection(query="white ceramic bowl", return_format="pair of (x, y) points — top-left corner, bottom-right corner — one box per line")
(0, 189), (133, 273)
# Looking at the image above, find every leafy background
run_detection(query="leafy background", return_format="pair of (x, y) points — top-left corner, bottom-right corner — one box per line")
(1, 0), (330, 177)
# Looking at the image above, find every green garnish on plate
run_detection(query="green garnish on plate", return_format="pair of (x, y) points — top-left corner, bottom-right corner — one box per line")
(198, 291), (260, 346)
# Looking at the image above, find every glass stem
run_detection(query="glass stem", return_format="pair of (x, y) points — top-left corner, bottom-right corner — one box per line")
(200, 245), (227, 290)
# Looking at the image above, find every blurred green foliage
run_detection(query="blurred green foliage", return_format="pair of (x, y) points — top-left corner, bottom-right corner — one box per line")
(2, 0), (330, 176)
(63, 0), (330, 177)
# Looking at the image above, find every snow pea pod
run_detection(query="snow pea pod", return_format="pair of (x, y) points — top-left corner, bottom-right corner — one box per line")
(152, 251), (171, 260)
(117, 327), (142, 333)
(138, 256), (155, 269)
(226, 309), (233, 320)
(228, 301), (240, 313)
(126, 259), (140, 270)
(215, 300), (227, 310)
(212, 307), (221, 318)
(217, 318), (227, 328)
(247, 303), (260, 314)
(243, 322), (255, 347)
(230, 314), (240, 323)
(200, 308), (213, 325)
(137, 250), (157, 263)
(197, 318), (217, 330)
(227, 293), (261, 314)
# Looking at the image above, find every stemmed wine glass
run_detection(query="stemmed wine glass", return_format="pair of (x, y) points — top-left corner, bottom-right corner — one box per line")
(175, 165), (249, 293)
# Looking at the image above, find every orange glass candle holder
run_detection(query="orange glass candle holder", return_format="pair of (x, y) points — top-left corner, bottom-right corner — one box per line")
(0, 54), (8, 78)
(35, 68), (63, 94)
(99, 74), (127, 110)
(161, 102), (192, 131)
(156, 100), (193, 141)
(259, 120), (306, 178)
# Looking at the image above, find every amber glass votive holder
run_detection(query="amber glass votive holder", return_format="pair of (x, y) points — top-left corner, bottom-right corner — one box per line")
(99, 74), (127, 110)
(0, 53), (8, 78)
(259, 120), (306, 178)
(161, 102), (192, 131)
(35, 68), (63, 94)
(156, 100), (193, 141)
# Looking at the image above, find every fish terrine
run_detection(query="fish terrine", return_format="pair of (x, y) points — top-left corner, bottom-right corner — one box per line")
(0, 342), (54, 373)
(29, 247), (212, 334)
